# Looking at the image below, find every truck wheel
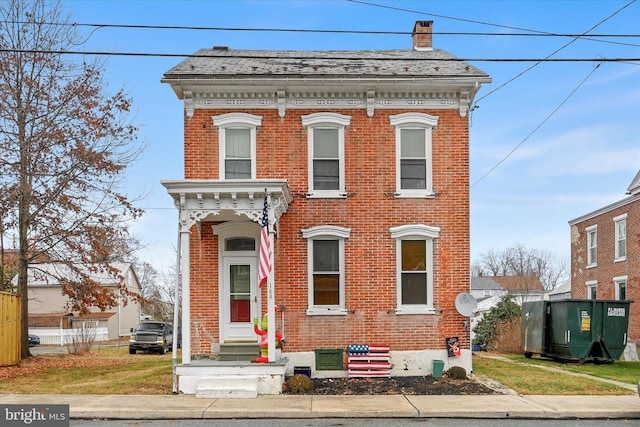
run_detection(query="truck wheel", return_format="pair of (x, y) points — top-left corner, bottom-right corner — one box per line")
(158, 346), (166, 355)
(524, 352), (533, 359)
(129, 347), (136, 355)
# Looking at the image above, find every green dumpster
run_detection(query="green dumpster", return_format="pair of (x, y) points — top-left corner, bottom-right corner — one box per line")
(522, 299), (632, 363)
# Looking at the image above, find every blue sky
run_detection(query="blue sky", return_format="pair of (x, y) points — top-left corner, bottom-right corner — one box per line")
(63, 0), (640, 277)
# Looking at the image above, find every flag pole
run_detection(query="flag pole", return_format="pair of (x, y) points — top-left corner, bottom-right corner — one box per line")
(266, 191), (276, 362)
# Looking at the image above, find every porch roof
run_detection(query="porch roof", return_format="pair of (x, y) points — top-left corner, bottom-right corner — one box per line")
(161, 179), (293, 230)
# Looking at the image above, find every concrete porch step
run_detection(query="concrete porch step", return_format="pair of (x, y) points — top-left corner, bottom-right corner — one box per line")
(195, 375), (259, 399)
(218, 343), (259, 361)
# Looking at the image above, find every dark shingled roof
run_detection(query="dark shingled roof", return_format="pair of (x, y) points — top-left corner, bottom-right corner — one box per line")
(163, 48), (490, 80)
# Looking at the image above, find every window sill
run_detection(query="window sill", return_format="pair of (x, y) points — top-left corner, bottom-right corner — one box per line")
(305, 192), (348, 199)
(614, 257), (626, 263)
(306, 308), (348, 316)
(586, 263), (597, 269)
(394, 307), (436, 315)
(394, 191), (436, 199)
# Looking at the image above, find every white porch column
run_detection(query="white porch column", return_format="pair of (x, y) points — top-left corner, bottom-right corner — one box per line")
(180, 227), (191, 364)
(178, 193), (192, 365)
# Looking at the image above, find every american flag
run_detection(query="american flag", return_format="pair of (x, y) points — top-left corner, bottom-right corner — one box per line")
(258, 195), (271, 288)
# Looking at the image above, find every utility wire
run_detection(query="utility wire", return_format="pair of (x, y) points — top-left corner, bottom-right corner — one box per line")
(3, 19), (638, 43)
(0, 48), (638, 62)
(470, 63), (602, 189)
(347, 0), (638, 47)
(472, 0), (636, 106)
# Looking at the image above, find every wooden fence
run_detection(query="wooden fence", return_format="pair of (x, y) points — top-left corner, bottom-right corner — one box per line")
(0, 292), (21, 366)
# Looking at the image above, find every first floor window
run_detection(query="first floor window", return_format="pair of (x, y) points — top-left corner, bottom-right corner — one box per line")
(302, 225), (351, 315)
(390, 224), (440, 314)
(587, 281), (597, 300)
(614, 276), (628, 300)
(401, 240), (427, 304)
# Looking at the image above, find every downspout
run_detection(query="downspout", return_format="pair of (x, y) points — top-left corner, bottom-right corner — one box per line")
(171, 222), (181, 394)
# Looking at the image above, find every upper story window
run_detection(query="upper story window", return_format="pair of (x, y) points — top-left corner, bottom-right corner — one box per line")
(614, 276), (628, 300)
(614, 214), (627, 261)
(390, 224), (440, 314)
(301, 113), (351, 198)
(389, 113), (439, 198)
(586, 280), (597, 300)
(212, 113), (262, 180)
(586, 225), (597, 268)
(301, 225), (351, 315)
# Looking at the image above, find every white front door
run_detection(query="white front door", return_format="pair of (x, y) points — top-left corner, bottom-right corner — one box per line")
(221, 256), (259, 342)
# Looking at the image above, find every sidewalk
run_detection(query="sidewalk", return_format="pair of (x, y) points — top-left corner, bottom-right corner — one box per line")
(2, 393), (640, 419)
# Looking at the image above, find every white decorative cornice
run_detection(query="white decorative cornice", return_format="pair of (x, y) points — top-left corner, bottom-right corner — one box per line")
(163, 180), (293, 233)
(190, 90), (464, 115)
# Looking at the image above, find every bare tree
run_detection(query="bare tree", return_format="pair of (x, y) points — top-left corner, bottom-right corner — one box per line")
(472, 243), (568, 290)
(0, 0), (144, 358)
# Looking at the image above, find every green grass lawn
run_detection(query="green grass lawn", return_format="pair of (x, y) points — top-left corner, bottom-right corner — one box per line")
(0, 346), (174, 395)
(473, 353), (638, 395)
(2, 346), (638, 395)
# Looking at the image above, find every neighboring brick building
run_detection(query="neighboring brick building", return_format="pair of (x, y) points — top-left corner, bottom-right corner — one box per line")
(569, 170), (640, 342)
(161, 21), (490, 393)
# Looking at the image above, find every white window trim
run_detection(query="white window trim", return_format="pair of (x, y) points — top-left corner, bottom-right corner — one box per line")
(301, 225), (351, 316)
(613, 214), (627, 262)
(390, 224), (440, 314)
(301, 112), (351, 198)
(213, 113), (262, 180)
(586, 224), (597, 268)
(586, 280), (597, 300)
(389, 112), (439, 198)
(614, 275), (628, 300)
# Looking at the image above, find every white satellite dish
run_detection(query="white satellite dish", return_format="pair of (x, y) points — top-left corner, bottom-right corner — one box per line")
(455, 292), (477, 317)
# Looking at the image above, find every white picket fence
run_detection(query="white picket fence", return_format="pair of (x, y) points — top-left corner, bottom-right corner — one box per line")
(29, 327), (109, 346)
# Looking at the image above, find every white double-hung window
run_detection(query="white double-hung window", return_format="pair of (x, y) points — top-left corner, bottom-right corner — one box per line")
(614, 214), (627, 261)
(389, 113), (439, 198)
(301, 225), (351, 315)
(213, 113), (262, 179)
(614, 276), (628, 300)
(390, 224), (440, 314)
(301, 112), (351, 198)
(586, 225), (597, 268)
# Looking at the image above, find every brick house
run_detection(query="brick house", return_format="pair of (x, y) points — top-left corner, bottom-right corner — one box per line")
(161, 21), (490, 395)
(569, 170), (639, 344)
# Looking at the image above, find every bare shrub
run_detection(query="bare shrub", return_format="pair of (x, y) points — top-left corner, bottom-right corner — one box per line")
(488, 317), (523, 354)
(67, 325), (97, 354)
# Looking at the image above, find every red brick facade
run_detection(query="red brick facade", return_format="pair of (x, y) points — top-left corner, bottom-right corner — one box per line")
(162, 22), (491, 376)
(570, 195), (639, 341)
(184, 107), (471, 353)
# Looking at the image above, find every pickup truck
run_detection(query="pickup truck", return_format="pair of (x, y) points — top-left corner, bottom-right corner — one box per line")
(129, 321), (173, 354)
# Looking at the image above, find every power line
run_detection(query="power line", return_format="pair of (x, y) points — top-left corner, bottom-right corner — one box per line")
(347, 0), (639, 47)
(0, 48), (638, 63)
(4, 20), (638, 41)
(470, 63), (603, 189)
(472, 0), (637, 106)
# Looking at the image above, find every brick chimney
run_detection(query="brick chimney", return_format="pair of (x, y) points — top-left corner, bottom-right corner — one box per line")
(412, 20), (433, 51)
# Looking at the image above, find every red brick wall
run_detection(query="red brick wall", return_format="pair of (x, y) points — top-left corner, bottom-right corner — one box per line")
(570, 199), (640, 341)
(185, 107), (471, 353)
